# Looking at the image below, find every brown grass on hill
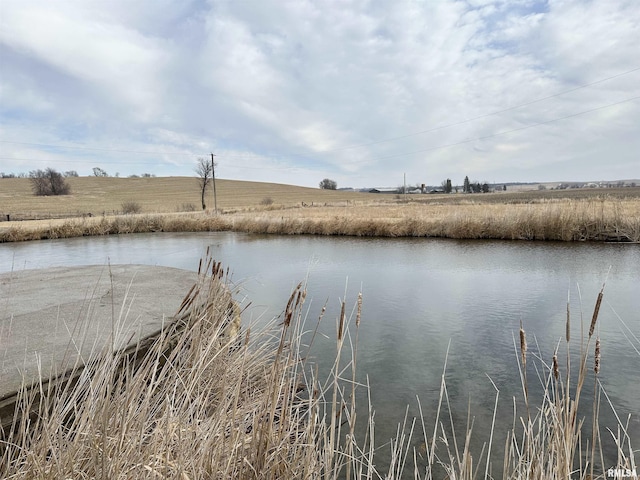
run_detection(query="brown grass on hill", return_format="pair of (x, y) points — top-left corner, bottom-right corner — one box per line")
(0, 177), (379, 220)
(2, 177), (639, 242)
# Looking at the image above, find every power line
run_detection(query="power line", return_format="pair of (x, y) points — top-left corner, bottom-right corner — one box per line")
(369, 95), (640, 161)
(0, 141), (203, 156)
(2, 96), (637, 168)
(315, 66), (640, 153)
(0, 155), (308, 172)
(1, 66), (638, 159)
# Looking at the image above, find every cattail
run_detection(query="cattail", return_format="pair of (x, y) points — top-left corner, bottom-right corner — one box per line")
(284, 283), (302, 327)
(566, 292), (571, 343)
(594, 337), (601, 375)
(519, 322), (527, 368)
(552, 353), (559, 381)
(338, 301), (346, 341)
(589, 289), (604, 338)
(319, 305), (326, 322)
(356, 292), (362, 327)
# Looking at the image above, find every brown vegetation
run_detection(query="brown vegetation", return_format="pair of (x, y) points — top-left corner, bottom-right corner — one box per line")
(1, 255), (634, 478)
(1, 195), (639, 243)
(0, 176), (378, 220)
(1, 176), (639, 242)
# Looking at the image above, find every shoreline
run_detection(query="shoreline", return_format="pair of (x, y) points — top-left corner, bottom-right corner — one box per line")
(1, 197), (639, 243)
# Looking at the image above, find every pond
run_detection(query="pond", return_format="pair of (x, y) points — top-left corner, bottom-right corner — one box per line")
(1, 232), (638, 473)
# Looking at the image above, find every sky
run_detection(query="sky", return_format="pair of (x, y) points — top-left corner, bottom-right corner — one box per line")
(0, 0), (639, 189)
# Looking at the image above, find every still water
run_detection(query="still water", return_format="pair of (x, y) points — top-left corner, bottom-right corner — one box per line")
(1, 232), (639, 472)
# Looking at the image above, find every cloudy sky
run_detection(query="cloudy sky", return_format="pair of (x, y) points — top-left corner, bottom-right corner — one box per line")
(1, 0), (638, 188)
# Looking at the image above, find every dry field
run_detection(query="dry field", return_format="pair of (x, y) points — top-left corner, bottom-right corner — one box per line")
(2, 177), (640, 242)
(0, 176), (380, 220)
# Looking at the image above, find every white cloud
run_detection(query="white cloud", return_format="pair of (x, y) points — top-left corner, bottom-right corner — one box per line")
(0, 1), (170, 121)
(1, 0), (639, 185)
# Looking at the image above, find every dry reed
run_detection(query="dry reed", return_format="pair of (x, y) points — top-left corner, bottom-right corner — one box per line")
(0, 258), (635, 479)
(2, 191), (640, 243)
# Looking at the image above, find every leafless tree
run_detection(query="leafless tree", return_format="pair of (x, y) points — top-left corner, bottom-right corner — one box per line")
(195, 157), (213, 210)
(29, 168), (71, 196)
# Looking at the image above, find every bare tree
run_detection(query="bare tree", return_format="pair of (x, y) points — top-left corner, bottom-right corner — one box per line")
(195, 157), (213, 210)
(29, 168), (71, 196)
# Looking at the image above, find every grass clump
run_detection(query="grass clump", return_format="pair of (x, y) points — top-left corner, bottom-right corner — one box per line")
(177, 202), (197, 212)
(121, 200), (142, 214)
(0, 255), (376, 478)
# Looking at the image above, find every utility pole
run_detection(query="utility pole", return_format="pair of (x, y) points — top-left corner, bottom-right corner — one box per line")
(403, 172), (406, 201)
(211, 153), (218, 214)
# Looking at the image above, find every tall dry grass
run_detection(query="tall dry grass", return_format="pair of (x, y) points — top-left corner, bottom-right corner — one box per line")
(230, 197), (640, 241)
(2, 196), (639, 243)
(0, 255), (377, 478)
(500, 278), (637, 480)
(1, 253), (635, 478)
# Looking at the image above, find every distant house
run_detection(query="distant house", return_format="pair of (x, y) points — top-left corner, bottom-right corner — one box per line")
(368, 188), (398, 194)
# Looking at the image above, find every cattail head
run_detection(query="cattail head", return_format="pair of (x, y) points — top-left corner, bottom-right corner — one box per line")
(356, 292), (362, 327)
(338, 301), (346, 341)
(566, 297), (571, 343)
(594, 337), (601, 375)
(552, 353), (559, 381)
(589, 289), (603, 338)
(519, 322), (527, 367)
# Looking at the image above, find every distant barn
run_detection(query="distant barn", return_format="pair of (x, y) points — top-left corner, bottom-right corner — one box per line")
(368, 188), (398, 194)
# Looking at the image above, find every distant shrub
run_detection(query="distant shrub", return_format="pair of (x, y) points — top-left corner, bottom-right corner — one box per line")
(260, 197), (274, 206)
(319, 178), (337, 190)
(178, 203), (196, 212)
(121, 201), (142, 214)
(29, 168), (71, 196)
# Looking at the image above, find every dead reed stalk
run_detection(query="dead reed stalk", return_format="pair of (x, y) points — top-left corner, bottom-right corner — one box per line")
(0, 260), (634, 480)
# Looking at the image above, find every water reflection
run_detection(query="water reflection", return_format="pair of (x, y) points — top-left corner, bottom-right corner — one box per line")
(1, 232), (638, 473)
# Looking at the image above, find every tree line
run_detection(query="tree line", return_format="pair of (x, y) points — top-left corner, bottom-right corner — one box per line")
(438, 176), (497, 194)
(0, 167), (159, 197)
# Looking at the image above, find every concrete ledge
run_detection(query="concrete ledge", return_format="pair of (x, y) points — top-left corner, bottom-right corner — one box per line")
(0, 265), (198, 407)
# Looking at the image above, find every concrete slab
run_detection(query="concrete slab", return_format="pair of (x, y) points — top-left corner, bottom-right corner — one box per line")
(0, 265), (198, 399)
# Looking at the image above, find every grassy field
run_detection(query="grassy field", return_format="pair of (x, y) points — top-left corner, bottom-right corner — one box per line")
(0, 176), (381, 219)
(2, 177), (640, 242)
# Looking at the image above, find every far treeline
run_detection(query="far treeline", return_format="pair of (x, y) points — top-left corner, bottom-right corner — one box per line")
(445, 176), (494, 194)
(3, 162), (343, 201)
(1, 167), (159, 197)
